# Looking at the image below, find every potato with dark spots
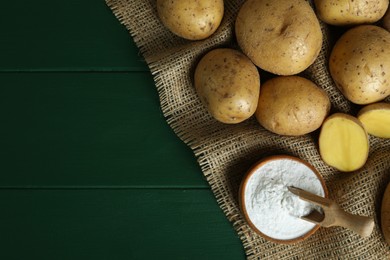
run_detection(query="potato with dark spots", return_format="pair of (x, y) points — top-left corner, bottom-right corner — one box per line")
(315, 0), (389, 26)
(194, 48), (260, 124)
(156, 0), (224, 40)
(235, 0), (322, 75)
(329, 25), (390, 105)
(255, 76), (330, 136)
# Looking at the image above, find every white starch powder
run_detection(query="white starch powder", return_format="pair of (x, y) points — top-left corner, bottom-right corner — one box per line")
(244, 158), (325, 240)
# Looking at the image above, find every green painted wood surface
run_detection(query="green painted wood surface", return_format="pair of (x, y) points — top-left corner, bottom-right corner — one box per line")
(0, 0), (147, 71)
(0, 73), (205, 187)
(0, 0), (246, 259)
(0, 189), (244, 259)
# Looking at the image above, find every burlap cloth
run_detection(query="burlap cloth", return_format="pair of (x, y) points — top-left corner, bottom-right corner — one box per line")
(106, 0), (390, 258)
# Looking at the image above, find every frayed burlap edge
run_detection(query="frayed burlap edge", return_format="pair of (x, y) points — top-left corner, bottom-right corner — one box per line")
(106, 0), (390, 258)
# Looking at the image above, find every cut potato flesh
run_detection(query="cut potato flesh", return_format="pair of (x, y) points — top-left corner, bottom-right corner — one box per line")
(319, 113), (369, 172)
(358, 103), (390, 138)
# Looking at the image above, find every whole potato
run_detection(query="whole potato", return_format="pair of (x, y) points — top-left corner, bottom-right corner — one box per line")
(194, 48), (260, 124)
(255, 76), (330, 136)
(315, 0), (389, 26)
(156, 0), (224, 40)
(383, 7), (390, 31)
(329, 25), (390, 105)
(235, 0), (322, 75)
(382, 182), (390, 246)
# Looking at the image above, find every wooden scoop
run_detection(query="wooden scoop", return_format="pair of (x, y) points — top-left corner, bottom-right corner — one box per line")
(288, 186), (375, 238)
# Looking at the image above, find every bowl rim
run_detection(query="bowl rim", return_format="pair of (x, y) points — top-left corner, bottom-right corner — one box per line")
(238, 154), (329, 244)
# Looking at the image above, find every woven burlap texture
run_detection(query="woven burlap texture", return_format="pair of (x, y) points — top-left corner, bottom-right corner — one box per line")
(106, 0), (390, 258)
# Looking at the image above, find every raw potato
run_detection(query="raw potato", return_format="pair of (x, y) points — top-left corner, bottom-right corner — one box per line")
(382, 182), (390, 246)
(255, 76), (330, 136)
(384, 7), (390, 31)
(329, 25), (390, 105)
(156, 0), (224, 40)
(319, 113), (369, 172)
(357, 102), (390, 138)
(194, 48), (260, 124)
(314, 0), (389, 26)
(235, 0), (322, 75)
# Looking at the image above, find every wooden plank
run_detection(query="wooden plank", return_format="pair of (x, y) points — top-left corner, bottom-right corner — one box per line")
(0, 189), (245, 260)
(0, 0), (147, 71)
(0, 73), (205, 187)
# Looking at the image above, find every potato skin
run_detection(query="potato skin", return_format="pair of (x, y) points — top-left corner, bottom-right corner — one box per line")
(383, 7), (390, 32)
(235, 0), (322, 75)
(358, 102), (390, 117)
(315, 0), (389, 26)
(255, 76), (330, 136)
(156, 0), (224, 40)
(329, 25), (390, 105)
(382, 182), (390, 246)
(194, 48), (260, 124)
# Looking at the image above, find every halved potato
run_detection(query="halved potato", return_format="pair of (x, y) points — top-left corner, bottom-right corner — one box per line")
(319, 113), (369, 172)
(358, 102), (390, 138)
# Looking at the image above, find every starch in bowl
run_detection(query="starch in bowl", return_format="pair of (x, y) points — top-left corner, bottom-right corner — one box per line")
(239, 155), (328, 244)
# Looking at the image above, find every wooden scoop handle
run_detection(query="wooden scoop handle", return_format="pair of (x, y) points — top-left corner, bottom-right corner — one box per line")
(332, 208), (375, 238)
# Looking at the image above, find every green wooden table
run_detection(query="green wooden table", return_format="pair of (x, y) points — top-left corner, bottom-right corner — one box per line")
(0, 1), (245, 259)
